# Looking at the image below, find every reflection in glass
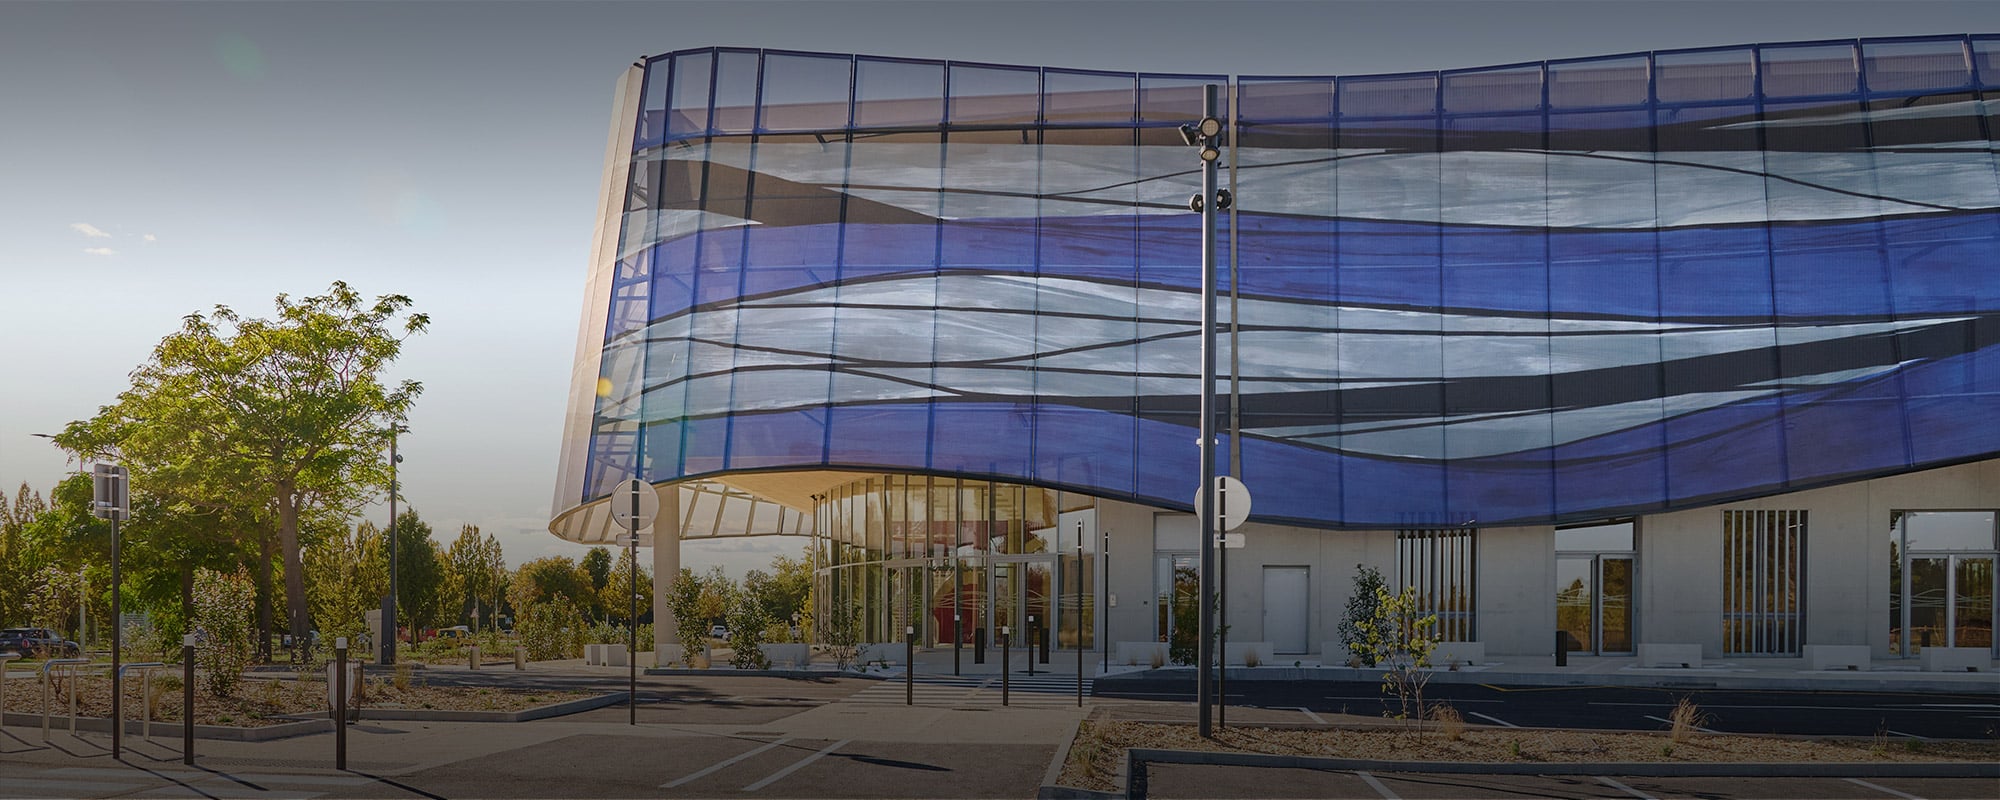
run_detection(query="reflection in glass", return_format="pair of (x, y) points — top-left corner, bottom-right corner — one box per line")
(1956, 558), (1993, 650)
(1909, 557), (1948, 652)
(1601, 557), (1633, 653)
(1556, 557), (1593, 652)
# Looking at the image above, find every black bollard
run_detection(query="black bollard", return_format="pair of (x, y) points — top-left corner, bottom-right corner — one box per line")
(1554, 630), (1568, 667)
(953, 614), (962, 676)
(904, 626), (915, 706)
(1000, 627), (1010, 706)
(181, 635), (195, 766)
(974, 626), (986, 664)
(1027, 616), (1037, 676)
(1040, 622), (1051, 664)
(335, 638), (348, 770)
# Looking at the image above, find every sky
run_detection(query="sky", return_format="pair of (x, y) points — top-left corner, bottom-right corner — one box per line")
(3, 1), (1996, 574)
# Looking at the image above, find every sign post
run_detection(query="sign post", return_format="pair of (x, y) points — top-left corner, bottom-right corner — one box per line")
(609, 478), (658, 726)
(92, 463), (128, 757)
(334, 637), (348, 770)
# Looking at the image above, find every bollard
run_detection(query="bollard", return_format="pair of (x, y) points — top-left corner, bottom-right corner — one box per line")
(182, 635), (195, 765)
(1027, 616), (1037, 676)
(1555, 630), (1568, 667)
(116, 663), (165, 744)
(515, 644), (526, 671)
(0, 653), (16, 732)
(953, 614), (961, 676)
(974, 627), (985, 664)
(1000, 626), (1011, 707)
(470, 644), (479, 670)
(335, 638), (348, 770)
(905, 626), (915, 706)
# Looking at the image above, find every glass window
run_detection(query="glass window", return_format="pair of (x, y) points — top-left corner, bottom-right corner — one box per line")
(855, 57), (944, 129)
(1901, 511), (1997, 551)
(759, 53), (852, 132)
(1556, 521), (1635, 552)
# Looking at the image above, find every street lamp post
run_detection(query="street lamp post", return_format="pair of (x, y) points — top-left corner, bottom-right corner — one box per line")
(382, 424), (407, 667)
(1188, 84), (1225, 739)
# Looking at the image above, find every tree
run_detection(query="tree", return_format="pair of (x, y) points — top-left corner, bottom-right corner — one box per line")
(55, 281), (428, 651)
(1340, 564), (1388, 667)
(192, 568), (257, 698)
(603, 546), (651, 627)
(387, 510), (445, 641)
(508, 556), (590, 611)
(0, 483), (48, 626)
(445, 525), (507, 629)
(580, 546), (613, 621)
(304, 520), (387, 642)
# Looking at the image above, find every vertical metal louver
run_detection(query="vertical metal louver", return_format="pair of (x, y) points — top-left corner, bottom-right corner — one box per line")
(1722, 509), (1806, 655)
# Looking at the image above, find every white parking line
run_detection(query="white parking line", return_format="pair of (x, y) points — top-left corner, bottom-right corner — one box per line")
(1642, 714), (1718, 733)
(743, 739), (849, 792)
(1293, 706), (1327, 724)
(1354, 770), (1400, 799)
(1845, 777), (1928, 800)
(1467, 711), (1518, 728)
(1596, 776), (1658, 799)
(661, 737), (791, 788)
(1886, 729), (1927, 739)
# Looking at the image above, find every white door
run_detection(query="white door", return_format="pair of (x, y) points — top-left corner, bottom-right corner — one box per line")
(1263, 566), (1310, 654)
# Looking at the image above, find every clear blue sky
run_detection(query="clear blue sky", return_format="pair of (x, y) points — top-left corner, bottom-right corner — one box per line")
(3, 1), (1995, 573)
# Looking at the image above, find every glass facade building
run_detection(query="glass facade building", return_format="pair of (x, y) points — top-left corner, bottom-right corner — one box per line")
(553, 35), (2000, 660)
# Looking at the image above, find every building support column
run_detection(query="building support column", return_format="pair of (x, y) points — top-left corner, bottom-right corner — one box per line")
(651, 484), (681, 667)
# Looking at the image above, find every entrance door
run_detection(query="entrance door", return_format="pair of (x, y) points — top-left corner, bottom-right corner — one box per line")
(1262, 567), (1309, 654)
(988, 557), (1057, 650)
(1556, 554), (1635, 655)
(1909, 555), (1994, 653)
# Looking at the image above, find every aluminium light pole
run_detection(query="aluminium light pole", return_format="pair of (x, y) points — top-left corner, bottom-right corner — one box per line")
(382, 424), (406, 666)
(1191, 84), (1223, 739)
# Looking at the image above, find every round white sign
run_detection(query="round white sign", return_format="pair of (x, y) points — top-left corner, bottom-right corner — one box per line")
(1193, 475), (1252, 532)
(609, 479), (660, 531)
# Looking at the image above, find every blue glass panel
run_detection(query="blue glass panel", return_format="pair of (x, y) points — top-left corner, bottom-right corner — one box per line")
(1654, 47), (1754, 104)
(1759, 42), (1859, 99)
(1547, 55), (1648, 110)
(855, 57), (945, 128)
(1044, 69), (1135, 126)
(1863, 39), (1973, 93)
(636, 58), (672, 152)
(947, 64), (1039, 125)
(711, 50), (760, 134)
(760, 52), (852, 132)
(1442, 63), (1542, 115)
(668, 51), (714, 138)
(1237, 77), (1333, 122)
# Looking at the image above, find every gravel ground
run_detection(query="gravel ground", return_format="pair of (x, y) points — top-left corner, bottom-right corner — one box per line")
(1056, 719), (2000, 792)
(1, 672), (592, 727)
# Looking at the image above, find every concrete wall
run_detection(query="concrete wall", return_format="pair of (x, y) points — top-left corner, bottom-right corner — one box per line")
(1109, 458), (1994, 663)
(1639, 459), (1996, 658)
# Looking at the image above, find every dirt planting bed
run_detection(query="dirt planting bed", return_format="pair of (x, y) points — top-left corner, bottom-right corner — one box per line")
(0, 671), (591, 727)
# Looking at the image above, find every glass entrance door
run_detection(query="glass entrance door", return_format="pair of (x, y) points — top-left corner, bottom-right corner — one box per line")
(1555, 554), (1635, 655)
(988, 557), (1057, 651)
(1908, 555), (1994, 653)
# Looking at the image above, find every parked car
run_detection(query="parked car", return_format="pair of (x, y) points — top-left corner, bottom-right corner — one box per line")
(437, 625), (473, 640)
(0, 628), (82, 658)
(708, 624), (729, 639)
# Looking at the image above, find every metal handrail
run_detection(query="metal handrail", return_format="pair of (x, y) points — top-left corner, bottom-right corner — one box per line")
(38, 658), (93, 741)
(0, 653), (20, 730)
(119, 662), (166, 742)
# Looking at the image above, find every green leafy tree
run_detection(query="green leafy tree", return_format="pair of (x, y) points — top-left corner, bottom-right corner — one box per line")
(580, 546), (613, 621)
(55, 282), (428, 651)
(0, 483), (49, 626)
(508, 556), (590, 611)
(387, 510), (446, 641)
(1340, 564), (1388, 667)
(304, 520), (387, 642)
(661, 567), (713, 667)
(1353, 584), (1440, 733)
(192, 568), (257, 698)
(445, 525), (507, 629)
(603, 546), (651, 627)
(29, 565), (86, 639)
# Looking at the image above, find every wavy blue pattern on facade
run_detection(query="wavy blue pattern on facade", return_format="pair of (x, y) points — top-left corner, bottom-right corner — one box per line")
(578, 35), (2000, 529)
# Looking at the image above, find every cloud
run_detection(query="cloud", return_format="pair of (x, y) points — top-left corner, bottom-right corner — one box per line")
(70, 222), (112, 238)
(82, 247), (117, 256)
(142, 234), (157, 243)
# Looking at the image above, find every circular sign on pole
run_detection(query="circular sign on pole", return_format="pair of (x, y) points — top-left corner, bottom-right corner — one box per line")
(609, 479), (660, 531)
(1193, 475), (1252, 532)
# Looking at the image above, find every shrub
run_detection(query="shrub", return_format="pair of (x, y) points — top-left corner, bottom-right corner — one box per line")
(1340, 564), (1386, 667)
(1353, 584), (1439, 733)
(822, 600), (861, 669)
(1668, 696), (1708, 743)
(1433, 703), (1465, 741)
(662, 568), (713, 666)
(517, 599), (586, 660)
(192, 568), (257, 699)
(726, 588), (771, 669)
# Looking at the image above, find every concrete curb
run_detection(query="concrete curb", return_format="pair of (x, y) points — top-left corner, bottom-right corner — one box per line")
(644, 667), (879, 680)
(1040, 712), (1087, 789)
(1120, 747), (2000, 797)
(336, 692), (627, 722)
(1, 711), (329, 742)
(1097, 666), (1998, 693)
